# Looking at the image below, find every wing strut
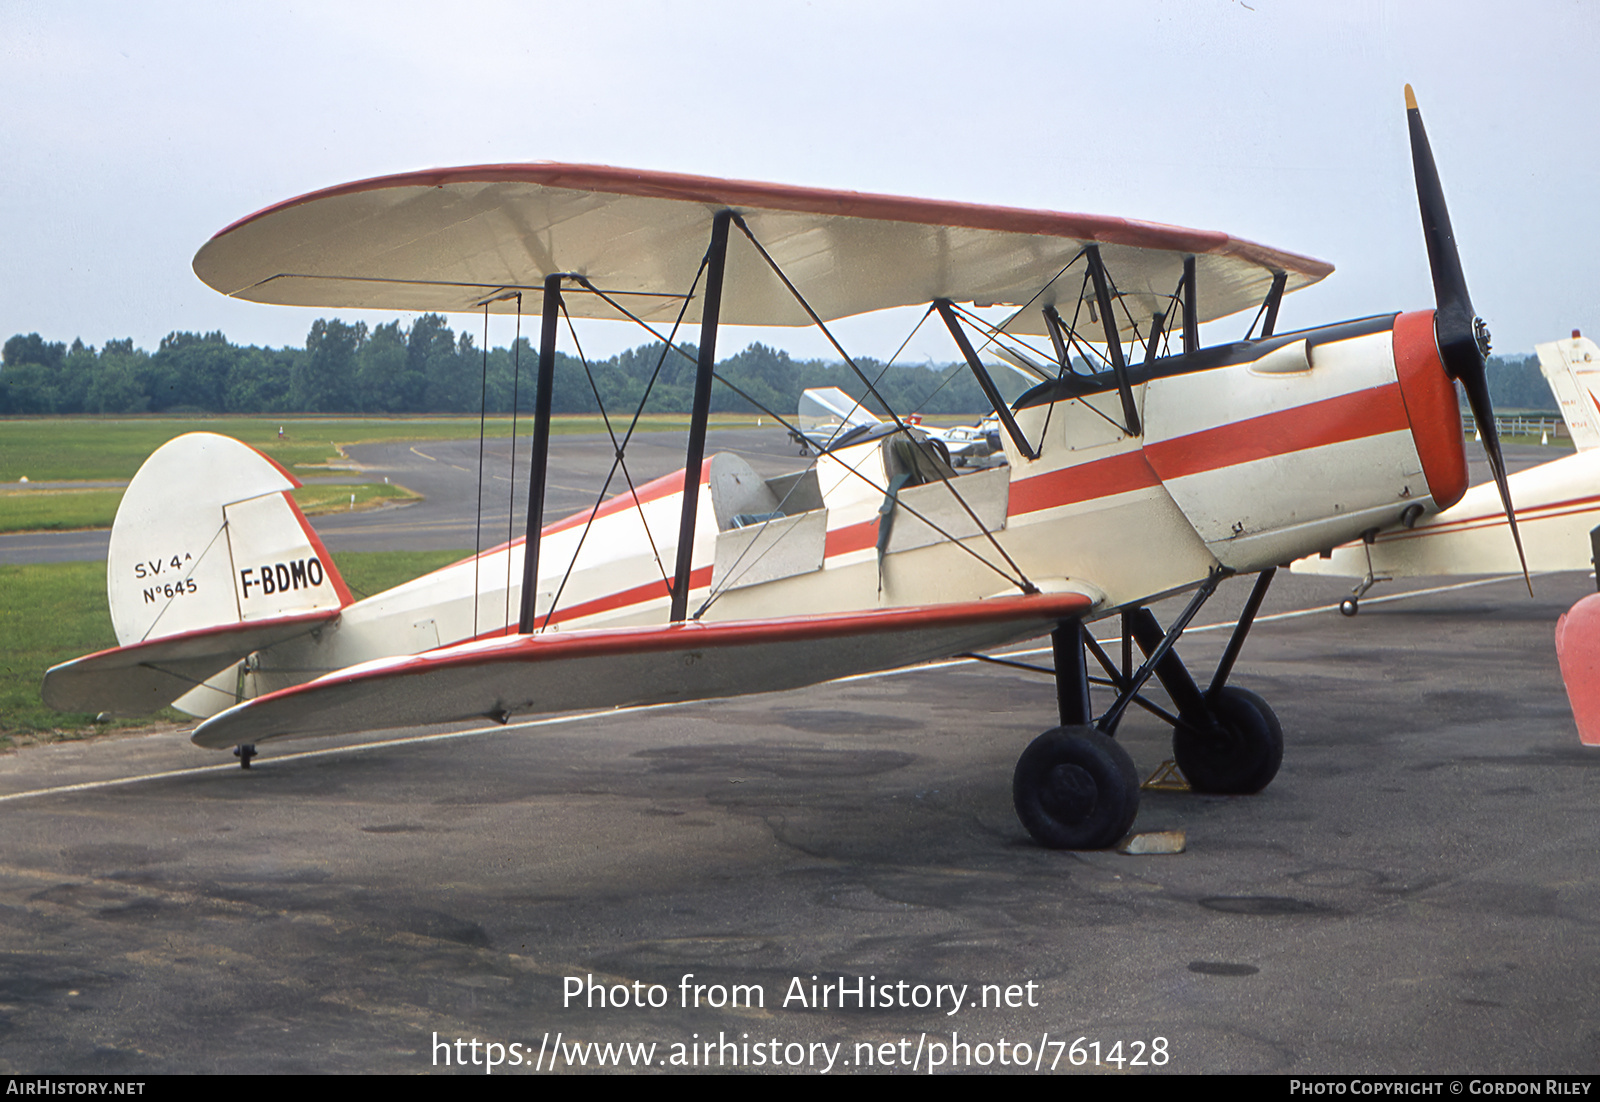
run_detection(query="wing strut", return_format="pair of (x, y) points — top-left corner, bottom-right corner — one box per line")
(519, 273), (564, 633)
(1042, 305), (1071, 370)
(670, 210), (732, 622)
(1260, 272), (1287, 339)
(934, 300), (1039, 460)
(1144, 311), (1167, 364)
(1181, 255), (1199, 354)
(1084, 247), (1143, 436)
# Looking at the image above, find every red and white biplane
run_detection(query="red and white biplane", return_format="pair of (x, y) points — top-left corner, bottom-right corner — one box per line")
(44, 89), (1523, 849)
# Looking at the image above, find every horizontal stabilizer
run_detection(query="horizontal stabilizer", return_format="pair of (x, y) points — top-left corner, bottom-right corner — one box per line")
(192, 591), (1094, 748)
(43, 610), (340, 716)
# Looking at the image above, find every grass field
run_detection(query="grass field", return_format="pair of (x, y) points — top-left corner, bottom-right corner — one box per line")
(0, 549), (467, 747)
(0, 481), (421, 533)
(0, 413), (759, 483)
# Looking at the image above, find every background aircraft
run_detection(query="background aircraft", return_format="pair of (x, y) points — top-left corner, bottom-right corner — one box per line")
(790, 385), (1001, 465)
(45, 91), (1520, 849)
(1293, 332), (1600, 613)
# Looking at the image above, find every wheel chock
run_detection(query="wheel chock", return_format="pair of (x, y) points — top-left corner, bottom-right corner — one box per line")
(1116, 829), (1187, 855)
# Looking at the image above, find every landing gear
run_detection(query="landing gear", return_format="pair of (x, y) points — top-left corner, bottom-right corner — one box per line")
(1173, 686), (1282, 794)
(1013, 727), (1139, 849)
(1340, 531), (1388, 616)
(234, 743), (256, 769)
(1007, 568), (1284, 849)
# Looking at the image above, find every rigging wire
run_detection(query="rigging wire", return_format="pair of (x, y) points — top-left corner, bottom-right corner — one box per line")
(561, 297), (672, 595)
(728, 215), (1034, 591)
(566, 263), (1036, 599)
(948, 301), (1127, 438)
(691, 374), (1034, 614)
(539, 263), (708, 631)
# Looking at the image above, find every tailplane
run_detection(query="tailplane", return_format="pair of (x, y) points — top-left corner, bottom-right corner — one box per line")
(45, 433), (350, 717)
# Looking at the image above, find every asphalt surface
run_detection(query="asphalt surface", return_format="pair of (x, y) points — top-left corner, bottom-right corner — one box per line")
(2, 435), (1595, 1075)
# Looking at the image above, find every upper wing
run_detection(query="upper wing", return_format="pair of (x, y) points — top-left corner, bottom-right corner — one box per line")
(191, 591), (1093, 748)
(193, 163), (1331, 342)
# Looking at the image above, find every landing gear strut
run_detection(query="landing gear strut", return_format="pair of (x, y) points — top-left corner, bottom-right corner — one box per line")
(1010, 568), (1283, 849)
(1340, 530), (1389, 616)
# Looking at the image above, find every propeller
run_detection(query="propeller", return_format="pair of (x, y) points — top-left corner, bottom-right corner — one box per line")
(1405, 84), (1531, 594)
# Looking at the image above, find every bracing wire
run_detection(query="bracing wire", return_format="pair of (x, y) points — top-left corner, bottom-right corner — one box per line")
(539, 261), (709, 630)
(566, 261), (1037, 604)
(561, 297), (672, 593)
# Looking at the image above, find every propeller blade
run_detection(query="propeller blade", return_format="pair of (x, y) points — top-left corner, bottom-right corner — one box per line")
(1461, 365), (1531, 595)
(1405, 85), (1531, 594)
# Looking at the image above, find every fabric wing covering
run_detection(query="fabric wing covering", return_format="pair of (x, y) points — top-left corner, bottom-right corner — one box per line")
(193, 164), (1331, 343)
(192, 592), (1093, 747)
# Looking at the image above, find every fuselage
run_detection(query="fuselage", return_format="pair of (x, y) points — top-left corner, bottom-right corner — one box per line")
(201, 308), (1465, 712)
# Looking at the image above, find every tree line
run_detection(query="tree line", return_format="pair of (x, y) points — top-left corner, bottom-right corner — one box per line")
(0, 317), (1019, 421)
(0, 317), (1556, 418)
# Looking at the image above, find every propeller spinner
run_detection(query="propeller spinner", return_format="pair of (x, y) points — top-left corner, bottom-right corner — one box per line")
(1405, 84), (1531, 593)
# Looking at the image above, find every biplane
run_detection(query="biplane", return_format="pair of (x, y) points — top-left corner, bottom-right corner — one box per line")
(1294, 332), (1600, 614)
(44, 88), (1524, 849)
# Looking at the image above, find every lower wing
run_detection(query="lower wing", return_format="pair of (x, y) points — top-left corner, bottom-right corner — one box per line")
(192, 592), (1093, 748)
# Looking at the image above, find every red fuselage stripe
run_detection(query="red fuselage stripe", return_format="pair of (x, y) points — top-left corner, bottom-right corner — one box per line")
(1006, 384), (1411, 521)
(464, 565), (718, 639)
(1007, 450), (1162, 518)
(1144, 384), (1409, 482)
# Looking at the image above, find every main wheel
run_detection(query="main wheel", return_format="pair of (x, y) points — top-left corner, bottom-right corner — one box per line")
(1013, 727), (1140, 849)
(1173, 686), (1283, 794)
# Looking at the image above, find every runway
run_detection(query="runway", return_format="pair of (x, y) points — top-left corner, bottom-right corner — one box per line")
(0, 567), (1595, 1074)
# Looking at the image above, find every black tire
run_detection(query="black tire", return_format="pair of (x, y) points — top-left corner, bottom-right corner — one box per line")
(1339, 598), (1359, 617)
(1173, 686), (1283, 795)
(1013, 726), (1140, 849)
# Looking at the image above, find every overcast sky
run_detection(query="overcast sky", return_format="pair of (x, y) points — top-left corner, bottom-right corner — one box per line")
(4, 0), (1595, 365)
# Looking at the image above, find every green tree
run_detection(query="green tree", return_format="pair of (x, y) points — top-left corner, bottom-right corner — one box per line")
(292, 319), (365, 411)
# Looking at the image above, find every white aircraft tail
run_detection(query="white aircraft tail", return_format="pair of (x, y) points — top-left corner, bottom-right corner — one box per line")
(797, 386), (880, 445)
(108, 433), (351, 647)
(1536, 333), (1600, 451)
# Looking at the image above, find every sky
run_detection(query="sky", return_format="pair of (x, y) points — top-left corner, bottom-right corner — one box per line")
(3, 0), (1596, 366)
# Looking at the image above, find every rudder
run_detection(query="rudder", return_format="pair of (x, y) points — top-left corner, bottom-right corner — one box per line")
(108, 433), (351, 646)
(1536, 334), (1600, 451)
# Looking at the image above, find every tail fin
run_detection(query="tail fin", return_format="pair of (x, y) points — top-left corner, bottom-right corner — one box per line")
(108, 432), (352, 646)
(797, 387), (881, 448)
(1536, 333), (1600, 451)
